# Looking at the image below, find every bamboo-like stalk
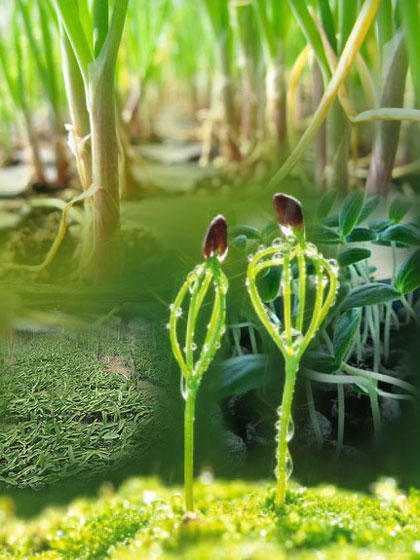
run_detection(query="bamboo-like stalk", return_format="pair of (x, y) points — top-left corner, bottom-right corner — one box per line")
(268, 0), (381, 189)
(366, 31), (408, 195)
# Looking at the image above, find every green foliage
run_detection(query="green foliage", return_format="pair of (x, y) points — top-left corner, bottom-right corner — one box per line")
(338, 190), (365, 237)
(0, 332), (167, 489)
(338, 247), (371, 267)
(342, 283), (400, 309)
(333, 309), (361, 364)
(0, 477), (420, 558)
(396, 249), (420, 294)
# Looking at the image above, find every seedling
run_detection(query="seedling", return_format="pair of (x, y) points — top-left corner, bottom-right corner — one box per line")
(246, 194), (339, 506)
(169, 215), (228, 512)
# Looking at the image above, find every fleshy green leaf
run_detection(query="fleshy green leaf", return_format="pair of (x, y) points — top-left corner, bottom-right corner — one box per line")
(369, 217), (390, 232)
(317, 190), (337, 220)
(346, 227), (377, 242)
(339, 190), (365, 236)
(341, 283), (400, 309)
(396, 249), (420, 294)
(389, 196), (411, 223)
(301, 351), (338, 373)
(307, 224), (341, 244)
(338, 247), (371, 267)
(333, 309), (361, 364)
(357, 195), (381, 224)
(379, 223), (420, 246)
(210, 354), (267, 398)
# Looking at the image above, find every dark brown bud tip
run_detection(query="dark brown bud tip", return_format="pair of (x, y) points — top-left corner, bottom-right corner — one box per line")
(273, 193), (304, 229)
(203, 215), (228, 262)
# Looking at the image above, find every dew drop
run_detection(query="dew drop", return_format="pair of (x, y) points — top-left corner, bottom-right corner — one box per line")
(191, 343), (197, 351)
(175, 308), (183, 318)
(287, 416), (294, 442)
(247, 254), (254, 262)
(189, 281), (197, 294)
(273, 237), (282, 246)
(165, 323), (170, 330)
(286, 448), (293, 480)
(180, 376), (188, 400)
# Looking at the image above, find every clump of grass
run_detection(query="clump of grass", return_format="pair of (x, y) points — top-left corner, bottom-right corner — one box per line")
(246, 194), (339, 506)
(169, 215), (228, 512)
(0, 333), (167, 489)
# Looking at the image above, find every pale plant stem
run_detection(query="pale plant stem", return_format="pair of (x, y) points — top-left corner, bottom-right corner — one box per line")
(400, 294), (419, 325)
(304, 380), (323, 448)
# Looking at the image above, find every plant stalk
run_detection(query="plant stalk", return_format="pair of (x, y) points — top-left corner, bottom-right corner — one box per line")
(275, 358), (298, 507)
(184, 385), (197, 512)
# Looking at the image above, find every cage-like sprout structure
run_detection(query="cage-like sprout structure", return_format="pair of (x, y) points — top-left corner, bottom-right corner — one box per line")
(246, 194), (339, 506)
(169, 215), (228, 512)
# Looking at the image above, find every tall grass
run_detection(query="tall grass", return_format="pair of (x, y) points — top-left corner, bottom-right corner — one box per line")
(1, 0), (420, 278)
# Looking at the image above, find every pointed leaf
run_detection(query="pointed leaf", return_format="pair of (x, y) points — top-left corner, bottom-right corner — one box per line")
(338, 247), (371, 267)
(341, 283), (400, 309)
(396, 249), (420, 294)
(346, 227), (377, 242)
(317, 190), (337, 220)
(379, 223), (420, 246)
(389, 196), (411, 223)
(339, 190), (365, 236)
(357, 195), (381, 224)
(333, 309), (361, 364)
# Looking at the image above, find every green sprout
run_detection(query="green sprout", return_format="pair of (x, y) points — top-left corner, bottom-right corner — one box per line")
(169, 215), (228, 512)
(246, 194), (339, 506)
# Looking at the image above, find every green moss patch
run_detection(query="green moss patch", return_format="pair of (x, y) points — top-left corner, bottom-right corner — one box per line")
(0, 478), (419, 559)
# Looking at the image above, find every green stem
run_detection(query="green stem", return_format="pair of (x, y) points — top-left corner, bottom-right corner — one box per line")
(275, 358), (298, 507)
(184, 385), (197, 512)
(367, 385), (382, 444)
(305, 380), (323, 448)
(400, 294), (419, 325)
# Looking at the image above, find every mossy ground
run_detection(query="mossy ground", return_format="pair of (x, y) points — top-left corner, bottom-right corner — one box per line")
(0, 477), (419, 559)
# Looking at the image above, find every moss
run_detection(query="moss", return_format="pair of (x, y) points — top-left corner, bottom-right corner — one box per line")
(0, 477), (419, 558)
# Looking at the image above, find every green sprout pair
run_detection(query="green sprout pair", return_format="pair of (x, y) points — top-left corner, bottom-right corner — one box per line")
(169, 195), (339, 512)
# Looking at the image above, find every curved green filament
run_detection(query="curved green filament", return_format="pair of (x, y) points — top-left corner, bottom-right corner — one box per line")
(283, 255), (293, 353)
(185, 267), (212, 370)
(297, 259), (324, 360)
(296, 252), (306, 332)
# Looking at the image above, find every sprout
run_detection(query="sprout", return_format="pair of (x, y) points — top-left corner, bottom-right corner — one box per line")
(247, 193), (339, 507)
(169, 215), (229, 512)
